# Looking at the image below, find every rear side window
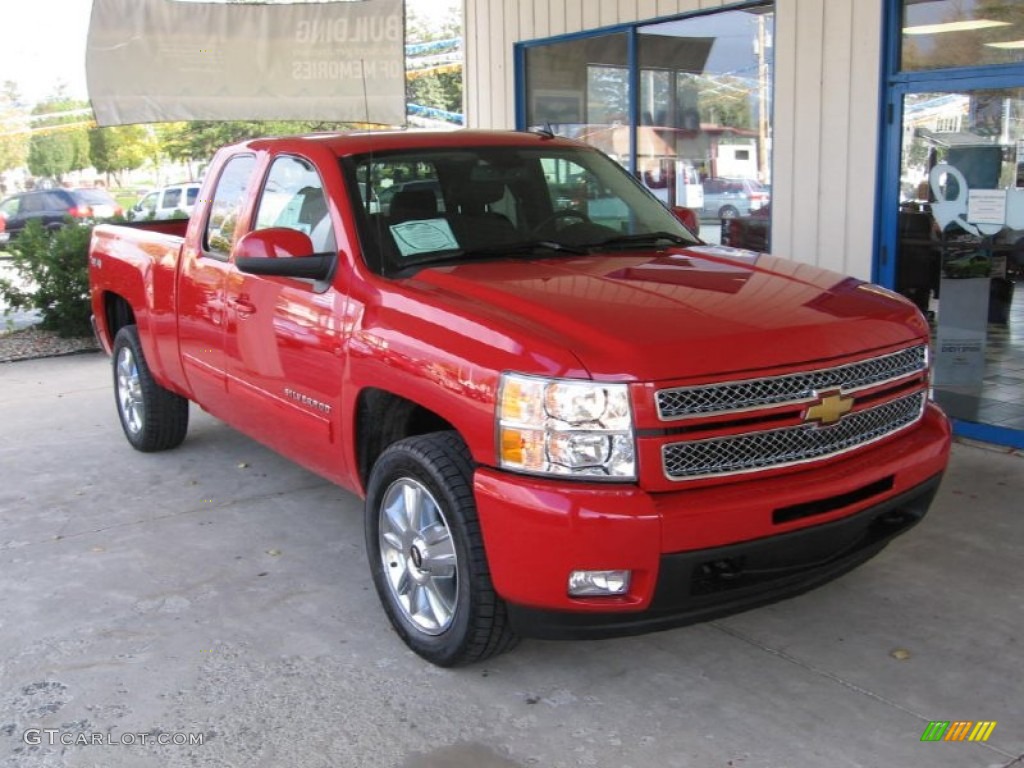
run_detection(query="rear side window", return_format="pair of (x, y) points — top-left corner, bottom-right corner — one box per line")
(77, 189), (114, 205)
(205, 155), (257, 256)
(20, 193), (49, 213)
(164, 188), (182, 209)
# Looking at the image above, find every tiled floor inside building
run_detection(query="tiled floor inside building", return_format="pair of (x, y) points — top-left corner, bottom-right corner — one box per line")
(933, 287), (1024, 429)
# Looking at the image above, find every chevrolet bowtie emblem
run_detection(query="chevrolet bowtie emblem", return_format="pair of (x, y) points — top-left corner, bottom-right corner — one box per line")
(804, 392), (854, 425)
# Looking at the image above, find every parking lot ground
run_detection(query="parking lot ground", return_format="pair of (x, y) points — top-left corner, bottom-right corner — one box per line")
(1, 352), (1022, 768)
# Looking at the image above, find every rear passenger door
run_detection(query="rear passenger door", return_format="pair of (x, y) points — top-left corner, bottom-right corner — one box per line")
(178, 153), (258, 412)
(17, 192), (63, 231)
(223, 153), (344, 466)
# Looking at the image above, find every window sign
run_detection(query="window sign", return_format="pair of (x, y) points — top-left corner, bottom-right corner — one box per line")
(967, 188), (1007, 227)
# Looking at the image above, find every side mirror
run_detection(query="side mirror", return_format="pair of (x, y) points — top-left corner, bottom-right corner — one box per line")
(234, 227), (334, 281)
(670, 206), (699, 236)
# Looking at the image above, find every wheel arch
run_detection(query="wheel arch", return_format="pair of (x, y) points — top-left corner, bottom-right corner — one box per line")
(102, 292), (136, 348)
(353, 387), (463, 491)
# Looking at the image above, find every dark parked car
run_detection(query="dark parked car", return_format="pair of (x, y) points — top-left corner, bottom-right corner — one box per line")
(721, 202), (772, 252)
(0, 188), (122, 245)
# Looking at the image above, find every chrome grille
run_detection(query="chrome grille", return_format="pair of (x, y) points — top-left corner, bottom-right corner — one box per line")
(661, 392), (926, 480)
(656, 345), (927, 420)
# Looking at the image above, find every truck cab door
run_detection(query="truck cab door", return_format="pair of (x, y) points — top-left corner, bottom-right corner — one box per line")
(223, 154), (347, 475)
(178, 154), (258, 413)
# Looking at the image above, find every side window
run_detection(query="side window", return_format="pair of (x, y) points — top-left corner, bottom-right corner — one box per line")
(20, 194), (45, 214)
(138, 192), (158, 213)
(1, 197), (21, 217)
(163, 188), (182, 209)
(205, 154), (257, 256)
(254, 155), (335, 253)
(186, 187), (199, 206)
(45, 192), (68, 211)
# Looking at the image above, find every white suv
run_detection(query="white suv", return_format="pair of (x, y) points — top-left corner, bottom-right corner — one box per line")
(130, 183), (202, 220)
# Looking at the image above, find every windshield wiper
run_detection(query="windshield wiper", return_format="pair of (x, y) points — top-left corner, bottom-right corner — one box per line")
(459, 239), (588, 257)
(586, 231), (696, 250)
(390, 240), (587, 275)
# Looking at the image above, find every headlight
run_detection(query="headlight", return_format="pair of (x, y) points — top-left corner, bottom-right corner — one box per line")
(497, 373), (636, 480)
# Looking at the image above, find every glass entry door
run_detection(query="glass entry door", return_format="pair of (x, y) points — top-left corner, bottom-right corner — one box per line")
(894, 88), (1024, 430)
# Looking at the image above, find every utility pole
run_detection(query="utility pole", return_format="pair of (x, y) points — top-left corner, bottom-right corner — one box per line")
(757, 14), (770, 185)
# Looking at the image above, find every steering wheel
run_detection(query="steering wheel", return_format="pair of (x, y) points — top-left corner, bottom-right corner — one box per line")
(532, 208), (590, 235)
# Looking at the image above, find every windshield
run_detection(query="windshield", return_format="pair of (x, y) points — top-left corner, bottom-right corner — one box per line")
(344, 143), (700, 276)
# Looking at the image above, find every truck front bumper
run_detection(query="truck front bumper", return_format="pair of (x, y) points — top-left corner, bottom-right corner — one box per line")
(473, 403), (950, 640)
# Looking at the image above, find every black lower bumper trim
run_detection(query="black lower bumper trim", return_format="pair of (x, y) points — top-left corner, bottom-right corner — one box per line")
(507, 473), (944, 640)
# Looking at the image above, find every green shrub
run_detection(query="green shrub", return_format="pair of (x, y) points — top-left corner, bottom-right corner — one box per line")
(0, 219), (94, 338)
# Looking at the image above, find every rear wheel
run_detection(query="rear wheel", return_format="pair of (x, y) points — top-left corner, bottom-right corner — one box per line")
(718, 205), (740, 220)
(112, 325), (189, 452)
(365, 432), (518, 666)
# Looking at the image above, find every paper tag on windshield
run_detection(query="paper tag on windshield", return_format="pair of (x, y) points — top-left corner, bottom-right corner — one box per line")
(390, 219), (458, 256)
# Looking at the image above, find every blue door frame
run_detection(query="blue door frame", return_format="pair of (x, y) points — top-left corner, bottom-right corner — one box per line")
(875, 0), (1024, 450)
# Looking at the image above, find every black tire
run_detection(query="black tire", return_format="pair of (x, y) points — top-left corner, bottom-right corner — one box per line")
(718, 205), (739, 220)
(111, 325), (189, 452)
(365, 431), (518, 666)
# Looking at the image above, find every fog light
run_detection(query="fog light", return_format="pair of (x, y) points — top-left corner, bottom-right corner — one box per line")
(568, 569), (631, 596)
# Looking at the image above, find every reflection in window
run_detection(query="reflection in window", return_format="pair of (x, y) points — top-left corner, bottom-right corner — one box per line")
(638, 6), (773, 237)
(524, 33), (629, 158)
(902, 0), (1024, 72)
(255, 155), (336, 253)
(521, 6), (773, 248)
(205, 155), (256, 256)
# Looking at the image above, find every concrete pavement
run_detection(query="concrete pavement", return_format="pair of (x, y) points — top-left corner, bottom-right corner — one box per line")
(1, 352), (1022, 768)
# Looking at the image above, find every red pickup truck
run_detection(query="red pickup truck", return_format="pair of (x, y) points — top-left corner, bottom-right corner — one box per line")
(89, 130), (951, 666)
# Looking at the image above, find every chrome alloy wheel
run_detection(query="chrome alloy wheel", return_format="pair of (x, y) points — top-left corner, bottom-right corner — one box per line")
(378, 477), (459, 635)
(116, 345), (144, 435)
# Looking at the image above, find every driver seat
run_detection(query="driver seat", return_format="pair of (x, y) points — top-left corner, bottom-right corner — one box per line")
(451, 181), (516, 248)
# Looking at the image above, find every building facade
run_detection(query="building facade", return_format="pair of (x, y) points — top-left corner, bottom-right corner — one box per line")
(463, 0), (1024, 449)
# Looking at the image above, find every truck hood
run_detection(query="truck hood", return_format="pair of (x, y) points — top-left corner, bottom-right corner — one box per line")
(408, 246), (929, 382)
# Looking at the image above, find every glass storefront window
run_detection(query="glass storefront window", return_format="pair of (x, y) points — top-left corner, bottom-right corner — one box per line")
(522, 5), (773, 247)
(524, 33), (630, 160)
(902, 0), (1024, 71)
(895, 87), (1024, 429)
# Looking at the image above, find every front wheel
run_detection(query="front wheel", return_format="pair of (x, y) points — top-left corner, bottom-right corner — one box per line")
(365, 432), (518, 666)
(112, 325), (189, 452)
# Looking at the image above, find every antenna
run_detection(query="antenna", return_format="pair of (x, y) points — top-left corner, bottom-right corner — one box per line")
(360, 58), (370, 127)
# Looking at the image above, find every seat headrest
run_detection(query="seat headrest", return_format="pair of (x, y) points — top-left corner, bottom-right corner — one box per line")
(390, 189), (438, 221)
(298, 187), (328, 226)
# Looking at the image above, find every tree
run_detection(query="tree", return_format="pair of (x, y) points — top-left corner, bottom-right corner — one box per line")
(407, 69), (461, 114)
(26, 90), (92, 182)
(0, 81), (29, 175)
(697, 76), (753, 130)
(902, 1), (1024, 71)
(158, 120), (355, 166)
(89, 124), (153, 185)
(405, 1), (463, 121)
(407, 1), (460, 43)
